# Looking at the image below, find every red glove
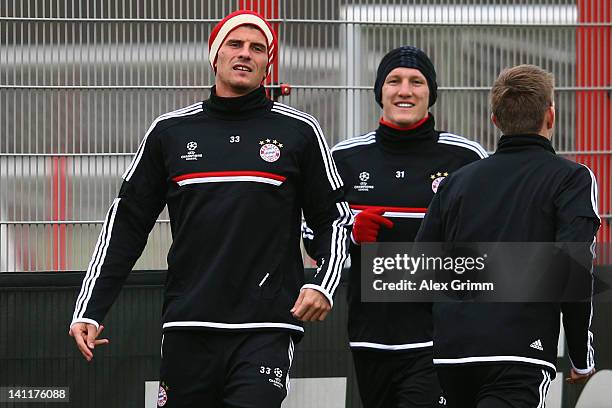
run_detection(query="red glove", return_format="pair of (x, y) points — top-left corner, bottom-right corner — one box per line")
(351, 208), (394, 244)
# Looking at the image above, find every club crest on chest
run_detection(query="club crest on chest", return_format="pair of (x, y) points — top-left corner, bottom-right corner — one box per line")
(430, 171), (449, 193)
(259, 139), (283, 162)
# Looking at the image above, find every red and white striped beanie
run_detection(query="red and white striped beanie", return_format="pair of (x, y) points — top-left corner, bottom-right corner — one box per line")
(208, 10), (278, 76)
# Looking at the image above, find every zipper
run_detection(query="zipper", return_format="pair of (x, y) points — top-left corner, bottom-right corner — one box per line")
(258, 273), (270, 287)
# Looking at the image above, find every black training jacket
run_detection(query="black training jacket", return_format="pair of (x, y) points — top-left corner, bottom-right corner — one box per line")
(415, 134), (600, 374)
(304, 115), (486, 351)
(71, 86), (351, 337)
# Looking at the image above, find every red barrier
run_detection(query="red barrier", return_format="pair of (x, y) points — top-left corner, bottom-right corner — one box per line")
(576, 0), (611, 252)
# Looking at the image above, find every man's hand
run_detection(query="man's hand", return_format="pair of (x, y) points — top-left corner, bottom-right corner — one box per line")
(290, 289), (331, 321)
(69, 323), (110, 362)
(565, 367), (596, 384)
(352, 208), (394, 244)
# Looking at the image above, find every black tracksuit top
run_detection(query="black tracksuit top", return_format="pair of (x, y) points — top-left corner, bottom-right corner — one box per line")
(71, 86), (352, 337)
(316, 115), (487, 351)
(415, 134), (600, 374)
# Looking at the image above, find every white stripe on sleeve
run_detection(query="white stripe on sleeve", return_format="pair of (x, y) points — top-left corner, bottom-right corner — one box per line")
(271, 103), (343, 189)
(123, 103), (203, 181)
(72, 198), (121, 322)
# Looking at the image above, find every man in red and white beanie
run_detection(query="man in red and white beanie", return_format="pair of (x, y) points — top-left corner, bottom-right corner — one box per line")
(208, 10), (278, 79)
(68, 8), (351, 408)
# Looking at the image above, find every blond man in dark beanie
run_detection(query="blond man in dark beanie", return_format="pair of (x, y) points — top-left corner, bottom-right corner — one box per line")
(304, 46), (486, 408)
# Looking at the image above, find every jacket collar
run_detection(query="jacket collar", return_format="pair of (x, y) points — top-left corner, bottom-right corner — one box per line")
(376, 114), (437, 153)
(204, 86), (273, 120)
(497, 134), (556, 154)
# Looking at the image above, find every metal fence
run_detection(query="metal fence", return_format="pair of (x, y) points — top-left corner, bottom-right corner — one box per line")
(1, 0), (610, 271)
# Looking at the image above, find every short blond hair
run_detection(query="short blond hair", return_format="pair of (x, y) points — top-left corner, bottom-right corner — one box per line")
(490, 64), (554, 135)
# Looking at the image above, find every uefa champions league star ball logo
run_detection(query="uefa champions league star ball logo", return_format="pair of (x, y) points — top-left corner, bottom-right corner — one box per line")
(181, 141), (203, 161)
(259, 139), (283, 162)
(354, 171), (374, 192)
(186, 141), (197, 151)
(430, 171), (449, 193)
(274, 368), (283, 378)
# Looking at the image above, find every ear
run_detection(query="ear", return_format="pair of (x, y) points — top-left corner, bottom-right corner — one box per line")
(546, 104), (555, 130)
(261, 66), (269, 84)
(491, 113), (500, 129)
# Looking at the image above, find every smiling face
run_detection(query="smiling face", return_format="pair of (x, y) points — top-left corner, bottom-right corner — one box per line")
(381, 67), (430, 127)
(214, 25), (269, 97)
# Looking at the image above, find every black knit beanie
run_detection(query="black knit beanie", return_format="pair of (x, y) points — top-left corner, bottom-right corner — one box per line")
(374, 46), (437, 108)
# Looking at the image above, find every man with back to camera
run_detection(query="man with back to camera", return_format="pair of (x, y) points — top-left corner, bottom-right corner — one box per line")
(415, 64), (600, 407)
(68, 10), (352, 408)
(303, 46), (487, 407)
